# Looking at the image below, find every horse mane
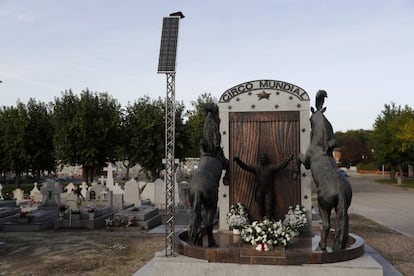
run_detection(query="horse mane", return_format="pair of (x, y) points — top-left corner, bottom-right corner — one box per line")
(200, 104), (221, 156)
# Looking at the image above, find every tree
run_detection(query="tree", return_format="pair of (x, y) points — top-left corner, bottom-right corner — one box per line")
(370, 103), (414, 179)
(25, 99), (56, 180)
(335, 130), (372, 167)
(119, 96), (165, 181)
(53, 89), (122, 183)
(0, 102), (29, 187)
(184, 93), (218, 157)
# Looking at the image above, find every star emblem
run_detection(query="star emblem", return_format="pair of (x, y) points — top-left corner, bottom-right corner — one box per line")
(257, 91), (270, 100)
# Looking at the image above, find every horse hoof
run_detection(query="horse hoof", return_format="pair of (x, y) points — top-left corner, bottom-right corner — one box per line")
(316, 245), (327, 251)
(208, 243), (218, 248)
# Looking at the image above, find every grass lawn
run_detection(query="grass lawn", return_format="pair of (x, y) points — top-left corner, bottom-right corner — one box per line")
(375, 177), (414, 189)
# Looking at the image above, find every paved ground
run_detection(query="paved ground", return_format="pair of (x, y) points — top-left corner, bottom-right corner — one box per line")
(348, 173), (414, 237)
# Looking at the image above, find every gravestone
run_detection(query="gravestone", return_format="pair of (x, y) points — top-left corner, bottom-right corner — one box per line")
(217, 80), (312, 229)
(80, 182), (88, 199)
(154, 178), (165, 209)
(0, 184), (3, 200)
(40, 179), (62, 207)
(30, 183), (42, 203)
(103, 163), (116, 191)
(12, 188), (25, 204)
(64, 183), (76, 194)
(140, 181), (154, 203)
(124, 178), (141, 208)
(60, 192), (79, 210)
(3, 179), (61, 231)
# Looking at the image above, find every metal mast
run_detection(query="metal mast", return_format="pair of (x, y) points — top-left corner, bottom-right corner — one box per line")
(157, 12), (184, 257)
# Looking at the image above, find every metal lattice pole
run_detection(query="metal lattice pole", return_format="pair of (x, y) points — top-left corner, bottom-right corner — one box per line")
(164, 72), (176, 256)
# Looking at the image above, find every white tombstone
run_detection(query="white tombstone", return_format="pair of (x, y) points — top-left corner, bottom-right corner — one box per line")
(112, 183), (124, 195)
(80, 182), (88, 199)
(124, 178), (141, 208)
(30, 182), (42, 203)
(154, 178), (165, 209)
(98, 175), (106, 185)
(13, 188), (24, 201)
(64, 183), (76, 194)
(0, 183), (3, 200)
(140, 181), (154, 203)
(61, 192), (79, 210)
(103, 163), (116, 191)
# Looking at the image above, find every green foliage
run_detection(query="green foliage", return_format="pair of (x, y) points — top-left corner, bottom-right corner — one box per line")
(25, 98), (56, 178)
(375, 178), (414, 189)
(53, 89), (122, 182)
(335, 129), (372, 167)
(0, 102), (29, 186)
(356, 162), (378, 171)
(120, 96), (165, 180)
(370, 103), (414, 178)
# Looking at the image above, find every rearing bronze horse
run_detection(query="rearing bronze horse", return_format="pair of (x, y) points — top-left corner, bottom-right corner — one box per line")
(298, 90), (352, 251)
(188, 104), (229, 247)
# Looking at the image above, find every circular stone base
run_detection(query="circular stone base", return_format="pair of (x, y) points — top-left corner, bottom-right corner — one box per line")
(175, 230), (364, 265)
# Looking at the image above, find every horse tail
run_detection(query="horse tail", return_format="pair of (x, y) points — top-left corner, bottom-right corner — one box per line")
(189, 191), (203, 246)
(334, 181), (350, 250)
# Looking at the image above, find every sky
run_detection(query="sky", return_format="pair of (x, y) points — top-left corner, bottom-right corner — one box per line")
(1, 0), (414, 131)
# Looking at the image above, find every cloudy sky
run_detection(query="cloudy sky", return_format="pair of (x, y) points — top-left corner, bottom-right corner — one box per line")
(1, 0), (413, 131)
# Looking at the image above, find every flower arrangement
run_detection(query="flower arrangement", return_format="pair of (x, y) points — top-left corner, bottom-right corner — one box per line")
(241, 218), (292, 247)
(226, 202), (249, 230)
(283, 205), (308, 234)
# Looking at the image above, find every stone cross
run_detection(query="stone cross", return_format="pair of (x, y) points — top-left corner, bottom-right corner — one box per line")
(98, 175), (106, 185)
(103, 163), (116, 191)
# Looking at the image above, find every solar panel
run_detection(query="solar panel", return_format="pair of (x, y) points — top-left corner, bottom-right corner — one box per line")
(157, 16), (180, 73)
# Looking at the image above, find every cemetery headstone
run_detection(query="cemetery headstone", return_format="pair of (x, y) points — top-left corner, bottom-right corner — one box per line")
(103, 163), (116, 191)
(124, 178), (141, 208)
(64, 183), (76, 194)
(30, 183), (42, 203)
(13, 188), (24, 202)
(40, 179), (62, 207)
(80, 182), (88, 199)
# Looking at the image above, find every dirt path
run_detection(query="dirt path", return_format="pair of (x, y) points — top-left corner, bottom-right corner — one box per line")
(0, 228), (164, 276)
(0, 213), (413, 275)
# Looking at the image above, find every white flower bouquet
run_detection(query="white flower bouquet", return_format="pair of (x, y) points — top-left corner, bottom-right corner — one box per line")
(283, 205), (308, 234)
(241, 218), (292, 247)
(226, 202), (249, 230)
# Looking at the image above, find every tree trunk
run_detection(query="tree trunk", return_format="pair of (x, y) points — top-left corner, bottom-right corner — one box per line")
(125, 165), (130, 181)
(15, 172), (21, 188)
(397, 164), (403, 184)
(408, 165), (414, 177)
(390, 167), (396, 180)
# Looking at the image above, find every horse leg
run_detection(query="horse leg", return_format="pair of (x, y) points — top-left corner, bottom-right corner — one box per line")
(317, 205), (331, 251)
(205, 206), (218, 247)
(189, 191), (203, 246)
(334, 190), (350, 250)
(298, 153), (310, 170)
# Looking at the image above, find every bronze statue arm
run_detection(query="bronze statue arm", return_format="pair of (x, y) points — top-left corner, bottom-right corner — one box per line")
(270, 154), (293, 172)
(233, 156), (256, 174)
